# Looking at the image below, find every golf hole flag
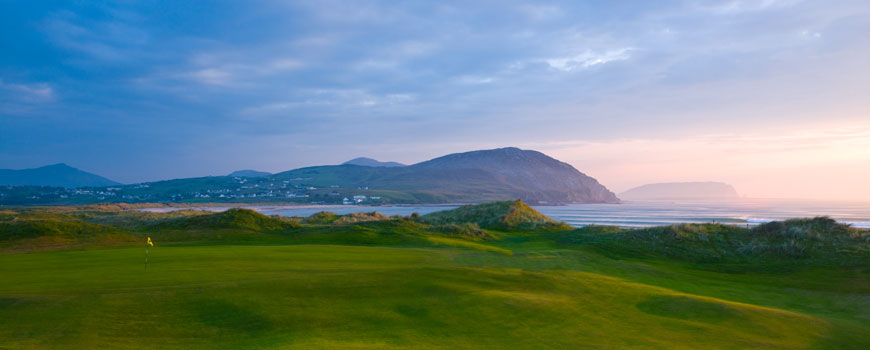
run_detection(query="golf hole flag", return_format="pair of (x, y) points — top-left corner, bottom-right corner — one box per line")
(145, 236), (154, 271)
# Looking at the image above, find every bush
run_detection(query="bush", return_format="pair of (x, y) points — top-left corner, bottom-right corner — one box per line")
(153, 208), (296, 232)
(334, 212), (390, 224)
(420, 200), (570, 231)
(431, 223), (495, 240)
(303, 211), (341, 224)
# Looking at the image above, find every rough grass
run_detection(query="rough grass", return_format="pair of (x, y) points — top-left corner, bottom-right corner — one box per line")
(303, 211), (391, 225)
(150, 208), (298, 232)
(0, 213), (138, 251)
(420, 199), (571, 231)
(553, 217), (870, 267)
(430, 222), (496, 240)
(749, 217), (870, 257)
(302, 211), (340, 224)
(335, 211), (391, 224)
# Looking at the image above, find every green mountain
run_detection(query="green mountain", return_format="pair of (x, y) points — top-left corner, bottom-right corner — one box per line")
(0, 163), (120, 188)
(0, 147), (618, 205)
(275, 147), (619, 204)
(228, 170), (272, 178)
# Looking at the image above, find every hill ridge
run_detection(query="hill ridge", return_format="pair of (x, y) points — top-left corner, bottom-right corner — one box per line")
(228, 170), (272, 178)
(343, 157), (406, 167)
(0, 163), (120, 188)
(1, 147), (619, 205)
(621, 181), (738, 200)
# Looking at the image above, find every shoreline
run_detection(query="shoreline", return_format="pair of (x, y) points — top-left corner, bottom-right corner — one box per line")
(136, 203), (466, 213)
(131, 202), (870, 229)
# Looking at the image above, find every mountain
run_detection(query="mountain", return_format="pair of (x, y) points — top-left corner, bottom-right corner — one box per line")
(0, 163), (120, 188)
(0, 147), (619, 205)
(410, 147), (618, 203)
(620, 182), (738, 200)
(228, 170), (272, 177)
(342, 157), (406, 167)
(276, 147), (619, 204)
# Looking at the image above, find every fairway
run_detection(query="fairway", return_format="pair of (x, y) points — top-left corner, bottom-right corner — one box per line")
(1, 244), (866, 349)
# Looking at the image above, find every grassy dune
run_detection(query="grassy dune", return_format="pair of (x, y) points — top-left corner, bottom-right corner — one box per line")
(0, 202), (868, 349)
(420, 199), (571, 231)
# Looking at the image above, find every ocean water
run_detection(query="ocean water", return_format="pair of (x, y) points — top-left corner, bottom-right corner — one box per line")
(259, 205), (458, 218)
(257, 199), (870, 229)
(142, 199), (870, 229)
(532, 199), (870, 228)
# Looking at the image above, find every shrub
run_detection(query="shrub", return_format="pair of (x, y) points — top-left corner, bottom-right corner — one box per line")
(303, 211), (340, 224)
(431, 223), (495, 240)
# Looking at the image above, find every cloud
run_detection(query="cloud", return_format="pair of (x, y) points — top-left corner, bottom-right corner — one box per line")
(694, 0), (804, 15)
(799, 30), (822, 39)
(0, 79), (56, 115)
(0, 79), (54, 101)
(3, 0), (869, 189)
(517, 4), (563, 21)
(455, 75), (495, 84)
(170, 55), (307, 88)
(187, 68), (234, 86)
(239, 89), (418, 121)
(544, 48), (633, 72)
(270, 59), (305, 71)
(294, 0), (411, 24)
(41, 10), (149, 63)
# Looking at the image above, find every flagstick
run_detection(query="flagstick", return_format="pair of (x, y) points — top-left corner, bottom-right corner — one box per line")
(145, 243), (149, 272)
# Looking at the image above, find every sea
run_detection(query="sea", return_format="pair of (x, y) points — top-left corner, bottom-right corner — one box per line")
(143, 198), (870, 229)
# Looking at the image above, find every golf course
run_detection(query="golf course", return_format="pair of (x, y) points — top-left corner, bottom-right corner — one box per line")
(1, 201), (868, 349)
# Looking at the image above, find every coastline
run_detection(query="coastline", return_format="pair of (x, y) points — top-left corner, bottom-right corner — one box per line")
(135, 202), (469, 213)
(129, 199), (870, 229)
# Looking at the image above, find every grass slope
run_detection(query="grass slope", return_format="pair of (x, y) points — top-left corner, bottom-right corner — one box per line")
(151, 208), (298, 232)
(0, 211), (137, 251)
(0, 205), (868, 349)
(303, 211), (391, 225)
(420, 199), (571, 231)
(1, 244), (860, 350)
(552, 217), (870, 268)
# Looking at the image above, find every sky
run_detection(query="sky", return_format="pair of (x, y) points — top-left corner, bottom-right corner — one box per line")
(1, 0), (868, 200)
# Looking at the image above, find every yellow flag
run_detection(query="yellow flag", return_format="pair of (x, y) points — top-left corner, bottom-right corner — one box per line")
(147, 237), (154, 246)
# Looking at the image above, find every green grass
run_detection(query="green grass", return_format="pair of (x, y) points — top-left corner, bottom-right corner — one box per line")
(1, 205), (869, 349)
(0, 212), (139, 251)
(150, 208), (299, 232)
(423, 236), (513, 255)
(420, 200), (572, 231)
(551, 218), (870, 269)
(2, 244), (864, 349)
(302, 211), (391, 225)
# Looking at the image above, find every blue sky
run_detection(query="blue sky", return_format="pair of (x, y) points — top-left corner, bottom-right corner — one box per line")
(1, 0), (869, 199)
